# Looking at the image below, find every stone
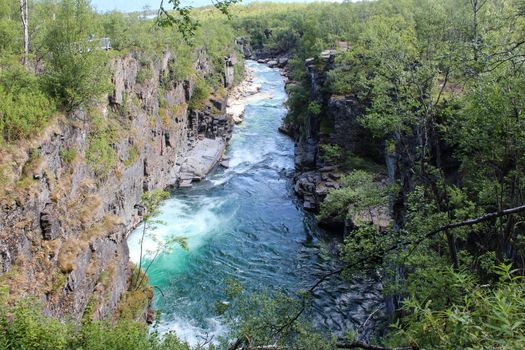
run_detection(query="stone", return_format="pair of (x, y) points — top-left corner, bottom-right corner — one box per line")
(179, 179), (193, 188)
(40, 204), (62, 240)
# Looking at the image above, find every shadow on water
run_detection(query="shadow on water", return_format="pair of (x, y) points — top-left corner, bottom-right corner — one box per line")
(128, 61), (385, 345)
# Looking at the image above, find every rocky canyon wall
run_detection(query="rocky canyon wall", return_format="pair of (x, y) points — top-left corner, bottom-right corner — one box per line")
(0, 48), (241, 321)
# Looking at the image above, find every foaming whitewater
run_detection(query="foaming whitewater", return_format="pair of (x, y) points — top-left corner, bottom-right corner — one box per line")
(128, 61), (384, 345)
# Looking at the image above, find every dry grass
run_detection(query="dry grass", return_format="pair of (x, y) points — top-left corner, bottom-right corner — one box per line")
(160, 107), (173, 128)
(58, 237), (83, 273)
(84, 214), (122, 241)
(78, 194), (102, 226)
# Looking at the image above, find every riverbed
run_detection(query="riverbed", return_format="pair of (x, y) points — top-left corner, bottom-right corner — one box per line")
(128, 61), (383, 345)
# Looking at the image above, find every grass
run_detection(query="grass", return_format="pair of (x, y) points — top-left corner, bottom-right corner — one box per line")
(188, 77), (211, 111)
(60, 147), (77, 165)
(58, 238), (82, 273)
(78, 194), (103, 226)
(123, 144), (140, 168)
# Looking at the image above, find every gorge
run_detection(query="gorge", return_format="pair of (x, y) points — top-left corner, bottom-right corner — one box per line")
(2, 0), (525, 349)
(127, 61), (384, 344)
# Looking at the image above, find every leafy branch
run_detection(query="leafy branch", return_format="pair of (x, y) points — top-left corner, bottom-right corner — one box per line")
(156, 0), (242, 43)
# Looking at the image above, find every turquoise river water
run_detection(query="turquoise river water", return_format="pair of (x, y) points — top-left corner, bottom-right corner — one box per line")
(128, 61), (383, 345)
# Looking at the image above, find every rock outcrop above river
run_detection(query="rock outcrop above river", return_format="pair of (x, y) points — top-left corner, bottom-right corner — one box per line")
(0, 49), (241, 321)
(285, 49), (388, 234)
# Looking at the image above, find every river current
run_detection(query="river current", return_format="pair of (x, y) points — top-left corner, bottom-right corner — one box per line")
(128, 61), (383, 345)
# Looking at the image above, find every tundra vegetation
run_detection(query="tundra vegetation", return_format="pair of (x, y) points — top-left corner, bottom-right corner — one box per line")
(1, 0), (525, 349)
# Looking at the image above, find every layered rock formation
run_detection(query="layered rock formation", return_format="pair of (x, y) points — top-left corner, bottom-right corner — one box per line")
(286, 50), (386, 233)
(0, 49), (241, 321)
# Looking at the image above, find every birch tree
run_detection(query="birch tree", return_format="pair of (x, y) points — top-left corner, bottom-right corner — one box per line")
(19, 0), (29, 67)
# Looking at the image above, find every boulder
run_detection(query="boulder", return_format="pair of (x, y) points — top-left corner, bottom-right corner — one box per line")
(278, 57), (288, 67)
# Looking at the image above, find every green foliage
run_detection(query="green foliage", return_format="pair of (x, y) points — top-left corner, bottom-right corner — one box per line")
(136, 63), (153, 84)
(307, 101), (321, 115)
(86, 116), (119, 176)
(0, 299), (73, 350)
(387, 264), (525, 350)
(319, 144), (344, 164)
(156, 0), (241, 43)
(319, 170), (386, 222)
(0, 64), (55, 143)
(42, 0), (111, 111)
(188, 78), (210, 111)
(59, 147), (77, 164)
(123, 144), (140, 168)
(0, 297), (190, 350)
(220, 281), (335, 350)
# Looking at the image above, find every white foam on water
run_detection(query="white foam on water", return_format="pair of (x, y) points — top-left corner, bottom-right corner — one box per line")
(156, 315), (228, 347)
(128, 196), (229, 263)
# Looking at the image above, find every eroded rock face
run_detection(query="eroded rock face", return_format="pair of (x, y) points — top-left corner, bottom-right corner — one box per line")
(289, 50), (385, 230)
(0, 50), (240, 321)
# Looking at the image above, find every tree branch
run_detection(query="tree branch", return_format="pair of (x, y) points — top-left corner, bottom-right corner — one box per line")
(421, 204), (525, 240)
(336, 342), (415, 350)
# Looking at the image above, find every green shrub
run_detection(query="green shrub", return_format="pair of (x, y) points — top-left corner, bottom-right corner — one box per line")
(59, 147), (77, 164)
(319, 170), (385, 221)
(319, 144), (344, 164)
(123, 144), (140, 167)
(188, 78), (210, 111)
(307, 101), (321, 115)
(0, 296), (190, 350)
(86, 116), (119, 176)
(0, 65), (55, 143)
(0, 299), (72, 350)
(136, 64), (153, 84)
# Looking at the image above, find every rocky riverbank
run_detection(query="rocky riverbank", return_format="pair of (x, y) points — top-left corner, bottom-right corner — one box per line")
(226, 65), (262, 124)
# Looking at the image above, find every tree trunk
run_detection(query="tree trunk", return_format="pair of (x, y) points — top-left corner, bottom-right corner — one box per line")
(19, 0), (29, 67)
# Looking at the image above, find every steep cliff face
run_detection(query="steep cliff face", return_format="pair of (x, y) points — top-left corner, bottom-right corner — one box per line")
(290, 50), (385, 233)
(0, 49), (241, 321)
(293, 53), (335, 171)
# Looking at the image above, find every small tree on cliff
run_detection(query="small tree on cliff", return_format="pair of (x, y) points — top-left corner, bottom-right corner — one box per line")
(132, 189), (188, 290)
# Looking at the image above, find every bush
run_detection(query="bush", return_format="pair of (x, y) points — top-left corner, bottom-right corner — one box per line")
(0, 64), (55, 143)
(319, 144), (344, 164)
(59, 147), (77, 164)
(0, 296), (190, 350)
(319, 170), (385, 221)
(86, 116), (119, 176)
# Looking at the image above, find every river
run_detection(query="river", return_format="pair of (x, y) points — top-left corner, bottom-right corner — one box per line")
(128, 61), (383, 345)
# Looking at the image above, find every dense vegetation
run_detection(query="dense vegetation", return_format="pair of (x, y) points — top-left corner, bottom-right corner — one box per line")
(229, 0), (525, 349)
(0, 0), (239, 144)
(2, 0), (525, 349)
